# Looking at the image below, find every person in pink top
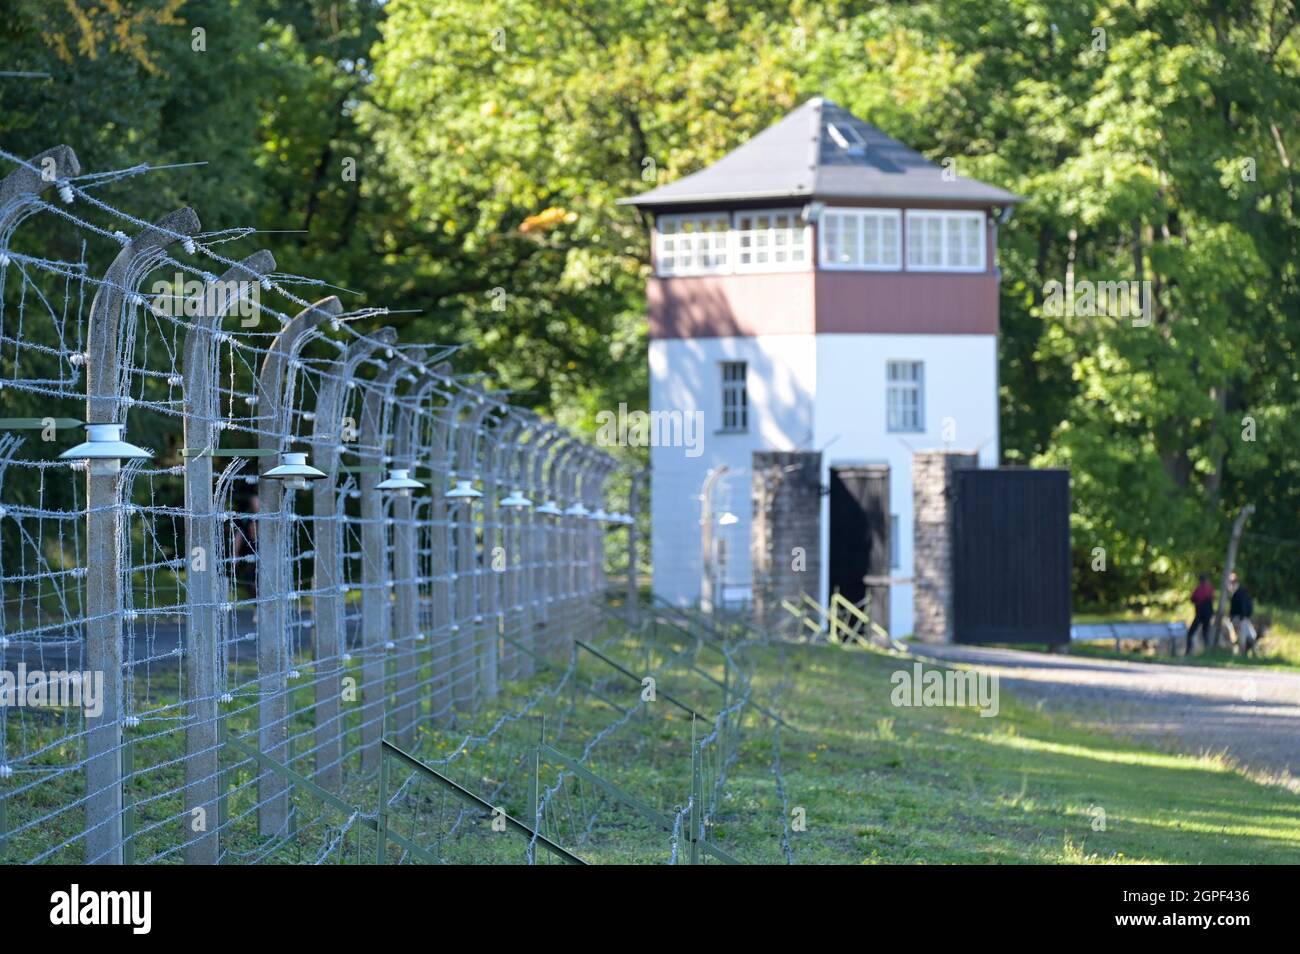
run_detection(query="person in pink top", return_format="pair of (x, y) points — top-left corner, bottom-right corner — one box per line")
(1185, 574), (1215, 655)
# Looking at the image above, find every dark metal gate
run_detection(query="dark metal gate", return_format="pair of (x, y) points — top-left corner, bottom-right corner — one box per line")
(828, 464), (889, 630)
(952, 468), (1071, 645)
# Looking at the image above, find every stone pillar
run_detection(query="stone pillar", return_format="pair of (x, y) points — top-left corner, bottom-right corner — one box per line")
(751, 451), (822, 630)
(912, 450), (977, 643)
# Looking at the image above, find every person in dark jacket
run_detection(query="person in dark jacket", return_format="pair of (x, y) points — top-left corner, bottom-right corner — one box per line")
(1186, 574), (1214, 655)
(1228, 571), (1256, 654)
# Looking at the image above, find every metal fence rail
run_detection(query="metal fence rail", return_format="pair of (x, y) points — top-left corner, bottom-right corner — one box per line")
(0, 144), (638, 864)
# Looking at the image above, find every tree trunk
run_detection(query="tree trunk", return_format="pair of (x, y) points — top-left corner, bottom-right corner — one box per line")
(1212, 505), (1254, 650)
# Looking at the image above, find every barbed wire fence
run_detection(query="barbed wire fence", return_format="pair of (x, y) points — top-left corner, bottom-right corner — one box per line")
(0, 142), (658, 865)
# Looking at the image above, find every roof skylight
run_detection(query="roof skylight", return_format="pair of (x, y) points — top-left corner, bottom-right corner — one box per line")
(827, 122), (867, 156)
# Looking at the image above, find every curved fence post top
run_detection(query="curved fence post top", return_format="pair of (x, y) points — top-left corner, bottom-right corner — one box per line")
(575, 446), (604, 502)
(183, 250), (276, 357)
(362, 343), (419, 409)
(453, 389), (493, 477)
(88, 207), (202, 425)
(480, 406), (525, 489)
(341, 326), (401, 394)
(582, 452), (615, 506)
(497, 409), (535, 488)
(430, 384), (472, 467)
(549, 436), (584, 500)
(310, 325), (398, 473)
(395, 370), (443, 463)
(343, 325), (399, 375)
(527, 425), (562, 494)
(183, 250), (276, 451)
(262, 295), (343, 368)
(114, 206), (202, 261)
(0, 145), (81, 232)
(396, 346), (429, 380)
(256, 295), (342, 458)
(379, 345), (428, 399)
(355, 344), (421, 469)
(388, 348), (430, 461)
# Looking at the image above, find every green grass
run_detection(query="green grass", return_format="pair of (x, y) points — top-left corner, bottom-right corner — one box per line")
(5, 616), (1298, 864)
(738, 641), (1300, 863)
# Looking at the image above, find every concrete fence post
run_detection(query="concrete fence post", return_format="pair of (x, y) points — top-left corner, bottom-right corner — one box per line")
(387, 354), (430, 746)
(527, 428), (561, 664)
(475, 407), (502, 700)
(594, 456), (616, 596)
(479, 407), (522, 697)
(451, 396), (491, 710)
(579, 451), (609, 634)
(574, 450), (595, 625)
(310, 327), (396, 789)
(428, 389), (469, 722)
(546, 439), (578, 655)
(503, 414), (540, 678)
(567, 445), (590, 640)
(182, 249), (275, 864)
(83, 207), (200, 864)
(357, 354), (411, 771)
(560, 444), (587, 645)
(0, 147), (82, 794)
(0, 152), (82, 830)
(481, 411), (517, 686)
(255, 295), (343, 835)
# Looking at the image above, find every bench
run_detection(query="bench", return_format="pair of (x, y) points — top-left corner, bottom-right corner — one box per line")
(1070, 621), (1185, 655)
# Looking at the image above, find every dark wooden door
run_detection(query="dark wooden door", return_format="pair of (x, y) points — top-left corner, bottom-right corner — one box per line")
(952, 468), (1071, 645)
(828, 465), (890, 629)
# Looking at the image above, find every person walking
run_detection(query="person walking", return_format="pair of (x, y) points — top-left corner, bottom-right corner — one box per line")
(1185, 574), (1214, 655)
(1228, 570), (1257, 655)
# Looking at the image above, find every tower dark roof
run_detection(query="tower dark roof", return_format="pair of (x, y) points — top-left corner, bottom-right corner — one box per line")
(621, 97), (1020, 210)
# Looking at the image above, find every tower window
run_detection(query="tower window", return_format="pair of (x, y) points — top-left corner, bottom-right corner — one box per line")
(720, 361), (748, 433)
(904, 210), (985, 271)
(655, 213), (731, 276)
(819, 208), (901, 270)
(734, 209), (808, 272)
(886, 360), (924, 432)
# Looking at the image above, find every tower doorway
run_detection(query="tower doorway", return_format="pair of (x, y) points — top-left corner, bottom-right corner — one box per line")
(828, 464), (890, 631)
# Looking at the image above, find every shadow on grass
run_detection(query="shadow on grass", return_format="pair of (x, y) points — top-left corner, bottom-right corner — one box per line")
(756, 643), (1300, 864)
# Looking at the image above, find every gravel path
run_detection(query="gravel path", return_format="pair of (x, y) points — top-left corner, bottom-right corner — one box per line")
(908, 644), (1300, 786)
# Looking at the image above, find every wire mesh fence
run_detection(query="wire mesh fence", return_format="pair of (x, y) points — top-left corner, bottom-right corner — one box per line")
(0, 143), (640, 865)
(368, 601), (788, 865)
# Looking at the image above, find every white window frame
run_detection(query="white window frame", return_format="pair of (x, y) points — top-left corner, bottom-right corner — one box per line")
(886, 360), (924, 433)
(818, 208), (902, 271)
(654, 212), (732, 277)
(732, 208), (810, 273)
(720, 360), (748, 433)
(904, 210), (986, 272)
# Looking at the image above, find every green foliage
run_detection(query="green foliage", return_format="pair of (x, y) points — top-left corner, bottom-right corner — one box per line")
(364, 0), (1300, 607)
(359, 0), (826, 433)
